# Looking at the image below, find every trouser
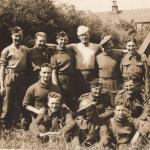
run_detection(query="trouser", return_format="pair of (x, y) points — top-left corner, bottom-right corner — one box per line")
(74, 69), (98, 99)
(99, 77), (121, 106)
(58, 74), (77, 111)
(1, 73), (28, 126)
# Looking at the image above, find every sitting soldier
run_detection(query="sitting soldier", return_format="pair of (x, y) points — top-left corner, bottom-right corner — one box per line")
(78, 79), (114, 122)
(114, 79), (144, 118)
(29, 92), (76, 143)
(75, 97), (109, 148)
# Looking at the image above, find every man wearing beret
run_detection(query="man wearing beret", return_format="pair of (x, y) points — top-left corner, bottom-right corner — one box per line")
(67, 25), (102, 97)
(96, 35), (123, 104)
(0, 26), (30, 127)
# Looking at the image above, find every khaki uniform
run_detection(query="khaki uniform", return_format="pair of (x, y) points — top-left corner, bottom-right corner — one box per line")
(0, 44), (29, 125)
(30, 104), (76, 141)
(75, 114), (109, 147)
(114, 89), (144, 118)
(78, 92), (114, 121)
(120, 52), (150, 97)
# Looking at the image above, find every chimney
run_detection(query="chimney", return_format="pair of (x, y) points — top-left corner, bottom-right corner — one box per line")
(112, 0), (118, 14)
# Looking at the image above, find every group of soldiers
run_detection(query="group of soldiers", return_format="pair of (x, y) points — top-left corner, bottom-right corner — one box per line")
(0, 25), (150, 149)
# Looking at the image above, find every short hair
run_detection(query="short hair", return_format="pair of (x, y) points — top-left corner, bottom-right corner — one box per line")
(48, 92), (62, 101)
(40, 63), (51, 70)
(56, 31), (68, 39)
(126, 37), (137, 44)
(11, 26), (23, 35)
(35, 32), (47, 39)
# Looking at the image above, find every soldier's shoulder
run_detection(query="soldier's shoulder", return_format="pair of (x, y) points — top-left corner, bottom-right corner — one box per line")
(79, 93), (90, 101)
(116, 89), (126, 96)
(1, 45), (13, 53)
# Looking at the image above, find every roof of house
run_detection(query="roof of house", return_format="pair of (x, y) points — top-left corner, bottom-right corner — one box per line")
(96, 8), (150, 24)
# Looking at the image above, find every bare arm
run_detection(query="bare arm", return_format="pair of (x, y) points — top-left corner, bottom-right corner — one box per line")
(51, 69), (58, 85)
(26, 105), (46, 115)
(0, 66), (6, 96)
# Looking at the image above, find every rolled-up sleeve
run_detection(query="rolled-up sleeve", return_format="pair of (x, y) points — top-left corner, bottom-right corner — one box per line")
(0, 48), (9, 67)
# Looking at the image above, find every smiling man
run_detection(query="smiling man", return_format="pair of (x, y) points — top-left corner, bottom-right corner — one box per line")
(50, 31), (75, 111)
(29, 32), (55, 83)
(114, 79), (144, 118)
(67, 25), (102, 96)
(120, 38), (150, 99)
(22, 63), (59, 129)
(0, 26), (29, 127)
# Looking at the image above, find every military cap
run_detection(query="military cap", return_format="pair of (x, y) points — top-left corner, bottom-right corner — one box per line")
(77, 25), (89, 36)
(11, 26), (23, 35)
(100, 35), (112, 46)
(77, 97), (96, 113)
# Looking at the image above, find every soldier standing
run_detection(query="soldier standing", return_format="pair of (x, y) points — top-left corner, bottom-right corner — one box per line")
(50, 31), (75, 111)
(0, 26), (29, 127)
(120, 38), (150, 101)
(68, 25), (101, 97)
(29, 32), (55, 84)
(97, 35), (122, 93)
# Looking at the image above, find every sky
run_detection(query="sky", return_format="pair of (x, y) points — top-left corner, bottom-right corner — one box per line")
(57, 0), (150, 12)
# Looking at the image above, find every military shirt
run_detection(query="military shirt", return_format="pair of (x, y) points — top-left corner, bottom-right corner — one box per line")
(79, 92), (113, 120)
(34, 104), (75, 134)
(114, 89), (144, 117)
(120, 52), (149, 81)
(50, 46), (75, 75)
(0, 44), (29, 72)
(67, 43), (101, 70)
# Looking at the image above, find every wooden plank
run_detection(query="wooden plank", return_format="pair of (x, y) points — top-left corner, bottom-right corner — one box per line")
(138, 31), (150, 54)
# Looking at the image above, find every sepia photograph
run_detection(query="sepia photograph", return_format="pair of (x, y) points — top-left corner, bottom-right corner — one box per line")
(0, 0), (149, 149)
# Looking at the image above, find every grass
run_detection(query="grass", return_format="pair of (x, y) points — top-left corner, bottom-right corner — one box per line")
(0, 128), (149, 150)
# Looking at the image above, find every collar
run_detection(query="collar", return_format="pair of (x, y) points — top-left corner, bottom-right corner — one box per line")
(38, 80), (51, 88)
(56, 45), (67, 52)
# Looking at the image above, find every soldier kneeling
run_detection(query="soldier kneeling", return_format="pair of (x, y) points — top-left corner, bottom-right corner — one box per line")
(29, 92), (76, 143)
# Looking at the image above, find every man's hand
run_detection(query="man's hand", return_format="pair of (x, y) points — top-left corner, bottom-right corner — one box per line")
(38, 107), (46, 115)
(0, 86), (5, 96)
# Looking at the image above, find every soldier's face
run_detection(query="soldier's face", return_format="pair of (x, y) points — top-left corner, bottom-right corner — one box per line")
(126, 41), (136, 55)
(11, 33), (23, 45)
(39, 67), (51, 82)
(78, 32), (90, 44)
(48, 98), (61, 113)
(35, 36), (46, 49)
(124, 80), (135, 94)
(56, 36), (68, 49)
(103, 40), (114, 52)
(114, 106), (130, 121)
(91, 86), (101, 97)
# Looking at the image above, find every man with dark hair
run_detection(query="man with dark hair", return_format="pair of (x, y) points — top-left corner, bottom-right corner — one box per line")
(120, 38), (150, 101)
(22, 63), (59, 129)
(29, 32), (55, 83)
(0, 26), (30, 127)
(51, 31), (75, 111)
